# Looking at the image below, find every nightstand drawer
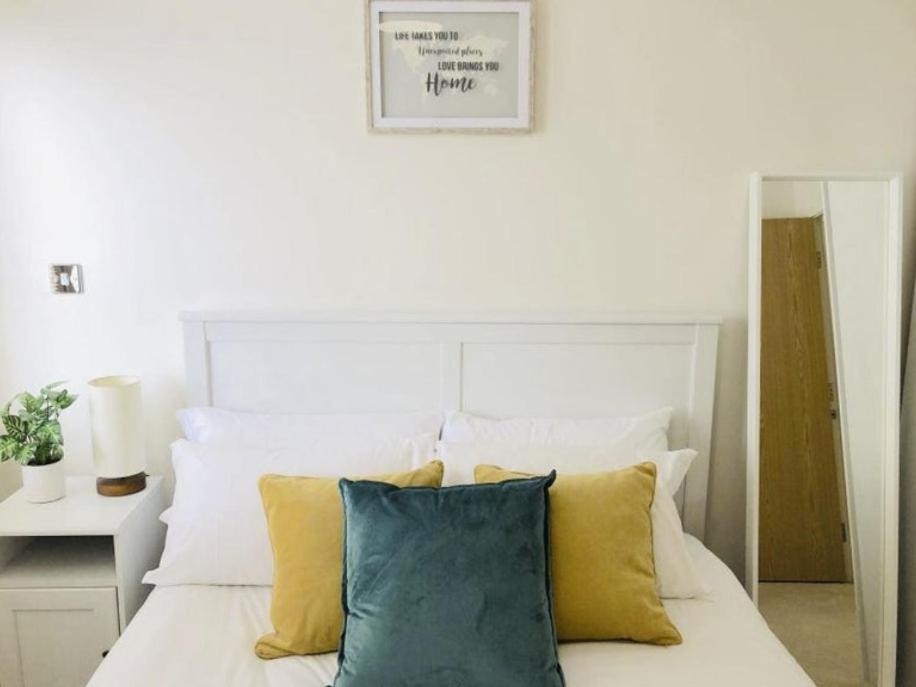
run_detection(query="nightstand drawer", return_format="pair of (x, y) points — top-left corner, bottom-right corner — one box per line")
(0, 587), (120, 687)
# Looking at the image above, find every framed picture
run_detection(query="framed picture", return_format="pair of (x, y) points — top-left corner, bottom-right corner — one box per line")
(366, 0), (534, 132)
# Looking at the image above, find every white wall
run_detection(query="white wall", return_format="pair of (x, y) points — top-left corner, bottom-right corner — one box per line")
(1, 0), (916, 587)
(761, 180), (823, 219)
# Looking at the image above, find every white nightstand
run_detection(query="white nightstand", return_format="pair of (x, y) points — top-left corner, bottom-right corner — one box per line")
(0, 476), (166, 687)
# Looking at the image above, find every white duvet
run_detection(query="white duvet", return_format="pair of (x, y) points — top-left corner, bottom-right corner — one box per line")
(88, 537), (813, 687)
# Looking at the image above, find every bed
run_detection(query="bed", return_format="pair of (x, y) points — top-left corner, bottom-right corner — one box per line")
(88, 536), (811, 687)
(87, 312), (813, 686)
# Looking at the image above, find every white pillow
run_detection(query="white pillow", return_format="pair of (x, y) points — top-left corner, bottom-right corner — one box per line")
(178, 408), (443, 448)
(144, 434), (436, 586)
(441, 407), (671, 450)
(435, 442), (694, 493)
(436, 441), (705, 599)
(651, 480), (709, 598)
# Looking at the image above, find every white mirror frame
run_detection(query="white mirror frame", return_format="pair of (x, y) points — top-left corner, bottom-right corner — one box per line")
(746, 172), (903, 686)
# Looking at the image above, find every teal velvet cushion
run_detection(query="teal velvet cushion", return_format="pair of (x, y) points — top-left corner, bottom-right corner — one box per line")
(331, 474), (565, 687)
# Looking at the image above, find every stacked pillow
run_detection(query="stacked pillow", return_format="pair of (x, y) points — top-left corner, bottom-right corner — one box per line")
(150, 406), (704, 676)
(332, 474), (565, 686)
(178, 407), (443, 450)
(257, 461), (444, 658)
(145, 409), (441, 586)
(438, 410), (706, 599)
(477, 462), (680, 644)
(438, 407), (673, 484)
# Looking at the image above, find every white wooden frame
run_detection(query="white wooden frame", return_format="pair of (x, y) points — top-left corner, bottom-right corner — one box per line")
(819, 180), (869, 677)
(746, 172), (902, 687)
(181, 311), (719, 540)
(366, 0), (534, 132)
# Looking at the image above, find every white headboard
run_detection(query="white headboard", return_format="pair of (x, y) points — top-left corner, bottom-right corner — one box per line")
(180, 311), (720, 540)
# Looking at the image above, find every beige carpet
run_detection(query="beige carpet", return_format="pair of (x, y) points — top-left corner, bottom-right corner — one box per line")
(758, 583), (864, 687)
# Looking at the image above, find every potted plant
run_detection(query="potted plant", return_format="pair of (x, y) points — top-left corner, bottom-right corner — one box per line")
(0, 382), (77, 503)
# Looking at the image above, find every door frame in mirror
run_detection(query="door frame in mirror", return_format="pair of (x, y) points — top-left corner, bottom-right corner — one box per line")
(746, 172), (903, 686)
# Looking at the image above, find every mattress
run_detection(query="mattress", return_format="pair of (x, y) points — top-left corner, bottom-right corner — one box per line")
(87, 536), (813, 687)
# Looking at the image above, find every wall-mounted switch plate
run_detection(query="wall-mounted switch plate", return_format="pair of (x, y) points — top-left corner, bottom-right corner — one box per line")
(49, 264), (83, 294)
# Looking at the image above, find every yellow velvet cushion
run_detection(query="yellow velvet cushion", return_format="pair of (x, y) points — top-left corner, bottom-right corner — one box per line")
(475, 462), (682, 645)
(255, 460), (444, 659)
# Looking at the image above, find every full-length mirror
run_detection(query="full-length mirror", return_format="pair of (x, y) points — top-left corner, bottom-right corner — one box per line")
(747, 174), (902, 686)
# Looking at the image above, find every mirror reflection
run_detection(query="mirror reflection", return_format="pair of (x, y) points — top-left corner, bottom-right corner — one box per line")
(756, 179), (893, 687)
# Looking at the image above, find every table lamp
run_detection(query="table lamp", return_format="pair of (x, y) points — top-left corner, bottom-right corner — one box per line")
(88, 376), (147, 496)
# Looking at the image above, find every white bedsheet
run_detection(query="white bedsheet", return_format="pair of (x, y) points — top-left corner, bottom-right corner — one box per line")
(88, 537), (813, 687)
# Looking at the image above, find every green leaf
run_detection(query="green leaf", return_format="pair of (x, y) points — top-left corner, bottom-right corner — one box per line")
(14, 443), (36, 466)
(0, 436), (18, 462)
(56, 392), (77, 410)
(40, 381), (66, 393)
(33, 442), (61, 465)
(15, 393), (41, 414)
(35, 422), (62, 444)
(2, 415), (28, 442)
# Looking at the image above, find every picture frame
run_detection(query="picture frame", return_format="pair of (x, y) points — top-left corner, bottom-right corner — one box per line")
(366, 0), (534, 133)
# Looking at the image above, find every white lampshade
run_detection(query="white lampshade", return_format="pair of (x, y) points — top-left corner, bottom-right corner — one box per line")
(88, 376), (146, 479)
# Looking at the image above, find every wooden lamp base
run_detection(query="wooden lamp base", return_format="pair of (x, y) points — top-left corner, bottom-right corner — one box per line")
(96, 472), (147, 497)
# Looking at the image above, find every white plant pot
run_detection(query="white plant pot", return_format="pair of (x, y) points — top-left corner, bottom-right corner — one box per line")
(21, 461), (66, 503)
